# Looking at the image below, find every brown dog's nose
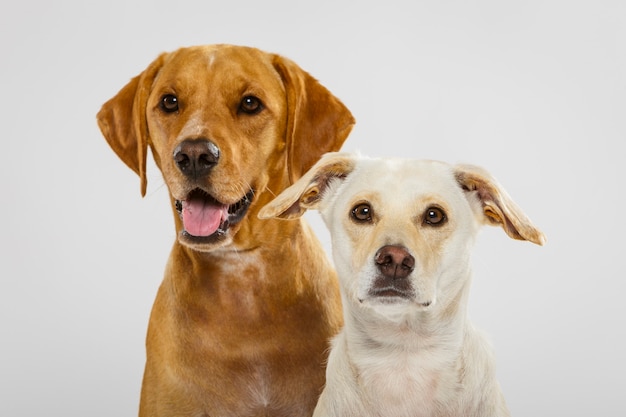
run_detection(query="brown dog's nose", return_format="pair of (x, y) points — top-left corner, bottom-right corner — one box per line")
(375, 245), (415, 279)
(173, 139), (220, 178)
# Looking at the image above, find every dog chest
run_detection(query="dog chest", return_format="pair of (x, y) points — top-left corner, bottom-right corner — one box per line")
(349, 344), (461, 416)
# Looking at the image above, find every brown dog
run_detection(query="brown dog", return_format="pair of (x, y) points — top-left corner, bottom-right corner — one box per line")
(97, 44), (354, 417)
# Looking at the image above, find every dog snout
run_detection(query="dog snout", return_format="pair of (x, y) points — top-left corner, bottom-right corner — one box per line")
(375, 245), (415, 279)
(173, 139), (220, 178)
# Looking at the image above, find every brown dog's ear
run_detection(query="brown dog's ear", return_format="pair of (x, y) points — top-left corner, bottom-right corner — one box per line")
(96, 53), (168, 196)
(259, 152), (356, 220)
(455, 164), (546, 246)
(272, 56), (356, 183)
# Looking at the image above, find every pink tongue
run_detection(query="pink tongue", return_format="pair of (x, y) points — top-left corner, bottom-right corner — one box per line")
(181, 198), (229, 237)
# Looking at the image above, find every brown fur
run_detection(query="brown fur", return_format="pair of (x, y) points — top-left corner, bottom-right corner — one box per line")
(97, 44), (354, 417)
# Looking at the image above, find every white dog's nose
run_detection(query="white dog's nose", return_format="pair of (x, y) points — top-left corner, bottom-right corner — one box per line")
(374, 245), (415, 279)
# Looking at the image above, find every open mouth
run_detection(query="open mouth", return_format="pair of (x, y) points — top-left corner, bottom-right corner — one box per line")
(175, 188), (254, 242)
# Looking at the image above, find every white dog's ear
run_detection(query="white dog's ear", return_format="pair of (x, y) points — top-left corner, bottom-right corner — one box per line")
(454, 164), (546, 246)
(259, 152), (356, 219)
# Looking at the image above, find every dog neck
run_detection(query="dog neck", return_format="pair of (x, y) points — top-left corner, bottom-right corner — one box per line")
(168, 214), (336, 297)
(333, 274), (474, 415)
(344, 270), (474, 365)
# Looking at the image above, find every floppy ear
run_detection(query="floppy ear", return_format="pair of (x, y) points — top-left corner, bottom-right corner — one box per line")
(96, 53), (168, 196)
(259, 152), (356, 220)
(272, 56), (355, 183)
(455, 164), (546, 246)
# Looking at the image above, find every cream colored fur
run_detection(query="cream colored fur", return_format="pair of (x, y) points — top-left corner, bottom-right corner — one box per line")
(259, 152), (545, 417)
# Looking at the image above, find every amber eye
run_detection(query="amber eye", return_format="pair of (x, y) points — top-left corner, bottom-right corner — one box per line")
(423, 206), (446, 226)
(239, 95), (264, 114)
(160, 94), (179, 113)
(351, 203), (373, 223)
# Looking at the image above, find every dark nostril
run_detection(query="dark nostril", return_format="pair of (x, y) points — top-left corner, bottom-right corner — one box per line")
(402, 254), (415, 270)
(173, 139), (220, 177)
(174, 152), (190, 168)
(375, 245), (415, 279)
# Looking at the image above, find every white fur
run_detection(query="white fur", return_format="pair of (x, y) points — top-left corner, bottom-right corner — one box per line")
(260, 153), (545, 417)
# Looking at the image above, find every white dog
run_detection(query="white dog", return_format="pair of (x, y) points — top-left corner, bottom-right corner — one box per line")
(259, 152), (545, 417)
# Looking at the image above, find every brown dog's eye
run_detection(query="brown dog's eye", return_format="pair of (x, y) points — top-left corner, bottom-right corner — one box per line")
(160, 94), (179, 113)
(423, 207), (447, 226)
(351, 203), (373, 223)
(239, 96), (263, 114)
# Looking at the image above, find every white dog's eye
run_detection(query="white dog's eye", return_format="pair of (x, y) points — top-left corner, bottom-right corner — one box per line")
(423, 206), (447, 226)
(351, 203), (373, 223)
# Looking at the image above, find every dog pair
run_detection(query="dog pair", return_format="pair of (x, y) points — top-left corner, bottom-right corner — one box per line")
(99, 44), (544, 417)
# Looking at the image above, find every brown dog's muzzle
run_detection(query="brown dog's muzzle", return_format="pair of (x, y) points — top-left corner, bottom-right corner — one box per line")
(171, 138), (254, 243)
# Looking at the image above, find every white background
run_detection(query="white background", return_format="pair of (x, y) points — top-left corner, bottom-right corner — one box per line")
(1, 0), (624, 415)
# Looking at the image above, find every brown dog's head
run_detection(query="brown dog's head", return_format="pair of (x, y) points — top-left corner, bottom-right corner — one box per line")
(97, 45), (354, 251)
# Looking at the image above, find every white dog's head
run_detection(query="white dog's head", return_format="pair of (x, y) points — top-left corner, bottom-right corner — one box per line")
(260, 152), (545, 322)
